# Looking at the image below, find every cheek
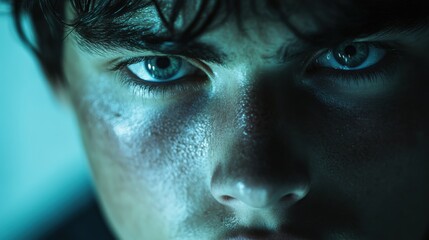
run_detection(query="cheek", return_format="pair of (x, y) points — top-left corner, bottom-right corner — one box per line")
(310, 91), (429, 182)
(294, 84), (429, 237)
(72, 89), (215, 237)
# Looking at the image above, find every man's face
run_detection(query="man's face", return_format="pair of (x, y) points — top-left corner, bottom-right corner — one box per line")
(62, 1), (429, 239)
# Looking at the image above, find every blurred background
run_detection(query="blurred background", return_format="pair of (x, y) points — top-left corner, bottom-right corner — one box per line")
(0, 3), (112, 239)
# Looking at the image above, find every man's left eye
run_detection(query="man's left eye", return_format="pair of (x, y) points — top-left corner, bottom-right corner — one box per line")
(127, 56), (199, 82)
(315, 42), (386, 70)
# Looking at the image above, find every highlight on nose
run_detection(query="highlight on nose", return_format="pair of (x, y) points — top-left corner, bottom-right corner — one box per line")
(211, 177), (309, 209)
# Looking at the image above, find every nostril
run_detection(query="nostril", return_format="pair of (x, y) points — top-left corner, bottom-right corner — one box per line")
(221, 195), (234, 202)
(280, 193), (298, 202)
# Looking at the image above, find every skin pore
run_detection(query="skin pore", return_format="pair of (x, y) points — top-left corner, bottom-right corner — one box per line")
(58, 1), (429, 239)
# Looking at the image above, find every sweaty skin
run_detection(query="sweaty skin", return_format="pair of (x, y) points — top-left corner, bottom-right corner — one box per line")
(61, 4), (429, 240)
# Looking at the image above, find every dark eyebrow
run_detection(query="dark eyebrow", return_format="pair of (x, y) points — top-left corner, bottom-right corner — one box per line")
(74, 32), (228, 65)
(360, 23), (429, 42)
(297, 21), (429, 50)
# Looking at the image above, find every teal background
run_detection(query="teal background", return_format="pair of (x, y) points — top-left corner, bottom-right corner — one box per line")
(0, 4), (92, 239)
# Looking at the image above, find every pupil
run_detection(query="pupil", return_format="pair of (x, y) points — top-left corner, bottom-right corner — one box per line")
(156, 57), (171, 69)
(344, 45), (357, 57)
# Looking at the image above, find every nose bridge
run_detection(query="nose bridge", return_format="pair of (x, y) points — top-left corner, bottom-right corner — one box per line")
(233, 65), (298, 139)
(235, 79), (280, 138)
(210, 73), (310, 210)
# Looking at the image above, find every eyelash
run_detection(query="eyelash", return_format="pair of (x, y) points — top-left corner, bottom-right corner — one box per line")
(111, 56), (208, 97)
(306, 44), (401, 85)
(110, 42), (404, 97)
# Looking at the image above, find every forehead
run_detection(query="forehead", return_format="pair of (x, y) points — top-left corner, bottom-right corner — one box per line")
(105, 0), (323, 34)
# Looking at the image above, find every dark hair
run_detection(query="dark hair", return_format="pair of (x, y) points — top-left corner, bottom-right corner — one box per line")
(11, 0), (428, 87)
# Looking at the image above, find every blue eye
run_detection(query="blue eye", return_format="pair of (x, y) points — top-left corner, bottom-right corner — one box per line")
(127, 56), (199, 82)
(315, 42), (386, 70)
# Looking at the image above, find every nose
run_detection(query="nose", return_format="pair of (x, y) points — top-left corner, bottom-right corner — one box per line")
(210, 97), (310, 209)
(210, 159), (310, 209)
(210, 67), (310, 210)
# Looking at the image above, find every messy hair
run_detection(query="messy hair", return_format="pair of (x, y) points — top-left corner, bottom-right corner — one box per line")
(11, 0), (428, 87)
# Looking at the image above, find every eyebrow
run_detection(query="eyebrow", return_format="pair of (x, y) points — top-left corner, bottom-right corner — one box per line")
(359, 23), (429, 42)
(74, 32), (228, 65)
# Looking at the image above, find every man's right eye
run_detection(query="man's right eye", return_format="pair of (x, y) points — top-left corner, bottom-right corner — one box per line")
(127, 56), (201, 82)
(111, 56), (209, 97)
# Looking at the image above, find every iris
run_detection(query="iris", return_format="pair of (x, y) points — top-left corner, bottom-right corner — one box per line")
(145, 57), (182, 80)
(316, 42), (386, 70)
(333, 42), (369, 68)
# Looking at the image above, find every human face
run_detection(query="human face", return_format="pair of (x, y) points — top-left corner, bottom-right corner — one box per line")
(61, 1), (429, 239)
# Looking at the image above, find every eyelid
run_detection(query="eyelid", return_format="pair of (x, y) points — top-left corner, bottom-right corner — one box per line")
(315, 44), (386, 71)
(107, 54), (212, 99)
(127, 58), (194, 82)
(308, 41), (399, 68)
(109, 54), (213, 78)
(184, 58), (215, 78)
